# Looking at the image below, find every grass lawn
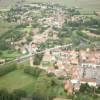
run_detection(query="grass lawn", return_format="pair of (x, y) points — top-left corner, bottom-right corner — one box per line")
(0, 70), (35, 93)
(22, 82), (36, 95)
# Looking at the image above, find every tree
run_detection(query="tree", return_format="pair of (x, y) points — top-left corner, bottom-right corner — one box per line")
(0, 40), (10, 50)
(0, 89), (27, 100)
(96, 87), (100, 93)
(24, 67), (44, 78)
(26, 36), (32, 43)
(33, 53), (44, 65)
(0, 63), (17, 76)
(0, 51), (3, 56)
(79, 83), (91, 93)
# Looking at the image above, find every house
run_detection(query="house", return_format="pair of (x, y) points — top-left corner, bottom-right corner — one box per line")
(20, 47), (27, 54)
(54, 70), (67, 77)
(80, 78), (96, 87)
(85, 67), (97, 79)
(71, 65), (79, 79)
(71, 78), (79, 84)
(47, 67), (55, 74)
(79, 50), (87, 62)
(80, 49), (100, 68)
(74, 82), (81, 91)
(42, 51), (52, 62)
(70, 57), (79, 65)
(64, 80), (73, 95)
(32, 28), (39, 36)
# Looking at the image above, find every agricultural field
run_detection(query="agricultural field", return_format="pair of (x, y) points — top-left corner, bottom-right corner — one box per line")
(0, 0), (100, 12)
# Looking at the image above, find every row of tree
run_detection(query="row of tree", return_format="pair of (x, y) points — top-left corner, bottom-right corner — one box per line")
(0, 89), (27, 100)
(0, 88), (56, 100)
(0, 63), (17, 76)
(0, 84), (100, 100)
(24, 67), (44, 78)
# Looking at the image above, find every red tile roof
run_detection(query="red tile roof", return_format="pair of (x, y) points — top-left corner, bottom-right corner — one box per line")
(81, 78), (96, 83)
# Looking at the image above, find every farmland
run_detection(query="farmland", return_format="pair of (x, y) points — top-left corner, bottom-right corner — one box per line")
(0, 0), (100, 12)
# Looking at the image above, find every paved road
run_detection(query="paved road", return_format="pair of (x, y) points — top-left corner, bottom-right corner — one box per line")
(16, 43), (72, 63)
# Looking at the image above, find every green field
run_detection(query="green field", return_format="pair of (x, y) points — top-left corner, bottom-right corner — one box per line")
(0, 0), (100, 12)
(0, 70), (35, 93)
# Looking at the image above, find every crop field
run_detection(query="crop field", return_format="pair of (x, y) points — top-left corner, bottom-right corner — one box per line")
(0, 0), (100, 12)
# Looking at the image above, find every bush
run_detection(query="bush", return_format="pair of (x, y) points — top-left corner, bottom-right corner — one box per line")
(0, 63), (17, 76)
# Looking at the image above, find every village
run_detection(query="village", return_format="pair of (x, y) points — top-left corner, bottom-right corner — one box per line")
(0, 2), (100, 99)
